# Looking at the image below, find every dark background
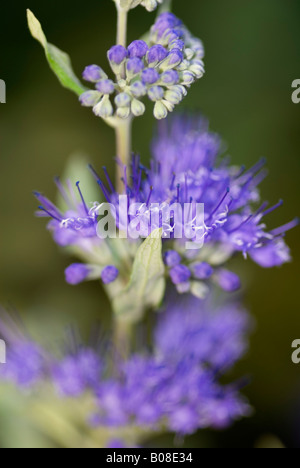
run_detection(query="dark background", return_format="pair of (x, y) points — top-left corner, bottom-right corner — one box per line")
(0, 0), (299, 448)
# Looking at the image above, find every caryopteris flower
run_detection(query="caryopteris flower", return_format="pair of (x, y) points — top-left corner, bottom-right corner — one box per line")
(80, 13), (205, 120)
(35, 115), (297, 296)
(0, 295), (251, 437)
(92, 115), (297, 295)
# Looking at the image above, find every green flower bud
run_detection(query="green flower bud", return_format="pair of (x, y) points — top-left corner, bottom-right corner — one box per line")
(180, 71), (196, 86)
(117, 107), (131, 119)
(162, 99), (175, 113)
(189, 60), (205, 78)
(131, 99), (146, 116)
(93, 95), (113, 118)
(164, 88), (183, 105)
(154, 101), (168, 120)
(115, 92), (131, 108)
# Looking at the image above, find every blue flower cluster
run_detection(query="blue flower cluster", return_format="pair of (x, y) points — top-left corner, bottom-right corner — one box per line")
(35, 115), (297, 296)
(80, 13), (205, 120)
(0, 295), (251, 436)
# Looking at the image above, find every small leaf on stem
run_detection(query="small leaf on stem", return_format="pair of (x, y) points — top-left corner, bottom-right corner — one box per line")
(27, 9), (87, 96)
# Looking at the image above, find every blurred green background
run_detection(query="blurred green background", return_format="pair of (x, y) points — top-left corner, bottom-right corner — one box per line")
(0, 0), (299, 448)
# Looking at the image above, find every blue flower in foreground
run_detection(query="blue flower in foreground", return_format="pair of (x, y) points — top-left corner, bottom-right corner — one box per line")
(0, 314), (45, 387)
(52, 349), (102, 397)
(95, 296), (252, 433)
(0, 296), (251, 435)
(80, 13), (205, 120)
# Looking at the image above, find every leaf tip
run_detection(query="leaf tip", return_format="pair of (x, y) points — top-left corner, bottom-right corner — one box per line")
(26, 9), (47, 48)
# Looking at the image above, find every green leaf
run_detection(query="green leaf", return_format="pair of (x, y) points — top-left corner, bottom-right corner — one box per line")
(27, 9), (86, 96)
(113, 229), (166, 322)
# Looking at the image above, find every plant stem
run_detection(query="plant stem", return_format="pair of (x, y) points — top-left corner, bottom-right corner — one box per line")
(115, 117), (132, 192)
(116, 5), (128, 48)
(115, 5), (132, 191)
(113, 4), (133, 355)
(114, 318), (132, 360)
(158, 0), (172, 13)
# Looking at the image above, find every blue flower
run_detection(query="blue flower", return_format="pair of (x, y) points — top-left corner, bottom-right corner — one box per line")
(34, 179), (99, 248)
(52, 349), (102, 397)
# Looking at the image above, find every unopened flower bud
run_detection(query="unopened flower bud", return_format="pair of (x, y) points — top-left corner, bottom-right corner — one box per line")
(154, 101), (168, 120)
(101, 266), (119, 285)
(117, 107), (131, 119)
(184, 48), (195, 60)
(142, 0), (158, 12)
(215, 269), (241, 292)
(169, 39), (185, 51)
(131, 99), (145, 116)
(147, 45), (168, 66)
(128, 40), (148, 59)
(141, 68), (160, 85)
(115, 92), (131, 108)
(189, 60), (205, 78)
(170, 264), (192, 285)
(96, 79), (115, 95)
(192, 262), (214, 280)
(130, 81), (147, 98)
(126, 58), (145, 78)
(180, 71), (196, 86)
(160, 70), (179, 85)
(82, 65), (107, 82)
(65, 264), (102, 285)
(162, 99), (174, 112)
(148, 86), (164, 101)
(160, 49), (184, 71)
(107, 45), (127, 74)
(93, 95), (113, 118)
(176, 60), (190, 72)
(79, 91), (101, 107)
(164, 87), (183, 105)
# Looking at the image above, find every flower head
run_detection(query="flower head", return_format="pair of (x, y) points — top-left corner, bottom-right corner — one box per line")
(80, 13), (205, 120)
(0, 297), (251, 436)
(35, 115), (297, 296)
(94, 115), (297, 295)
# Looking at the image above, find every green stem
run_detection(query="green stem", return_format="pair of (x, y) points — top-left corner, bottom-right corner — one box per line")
(158, 0), (172, 14)
(114, 319), (133, 360)
(113, 3), (133, 356)
(116, 5), (128, 48)
(116, 117), (132, 192)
